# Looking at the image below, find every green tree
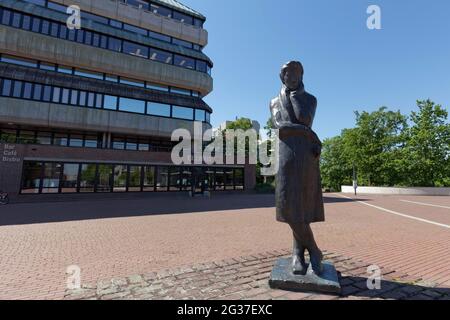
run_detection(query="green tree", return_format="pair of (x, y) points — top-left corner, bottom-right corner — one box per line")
(404, 100), (450, 187)
(320, 135), (352, 191)
(343, 107), (408, 186)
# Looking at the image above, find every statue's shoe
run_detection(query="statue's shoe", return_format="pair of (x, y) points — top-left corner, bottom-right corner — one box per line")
(310, 250), (324, 275)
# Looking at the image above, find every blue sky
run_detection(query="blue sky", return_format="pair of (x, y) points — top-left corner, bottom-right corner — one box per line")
(183, 0), (450, 140)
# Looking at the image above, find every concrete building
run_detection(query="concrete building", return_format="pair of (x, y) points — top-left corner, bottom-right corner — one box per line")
(0, 0), (255, 201)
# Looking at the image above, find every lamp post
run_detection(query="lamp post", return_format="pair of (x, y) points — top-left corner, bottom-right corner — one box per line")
(352, 163), (358, 196)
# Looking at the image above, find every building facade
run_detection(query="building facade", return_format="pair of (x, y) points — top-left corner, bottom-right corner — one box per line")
(0, 0), (255, 201)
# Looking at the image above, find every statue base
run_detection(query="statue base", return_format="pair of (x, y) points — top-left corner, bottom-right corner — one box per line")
(269, 258), (341, 295)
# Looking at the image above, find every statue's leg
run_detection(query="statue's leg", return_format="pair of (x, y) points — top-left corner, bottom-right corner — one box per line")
(291, 223), (324, 275)
(291, 231), (307, 275)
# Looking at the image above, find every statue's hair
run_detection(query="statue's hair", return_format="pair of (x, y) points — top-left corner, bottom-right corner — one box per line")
(280, 61), (304, 81)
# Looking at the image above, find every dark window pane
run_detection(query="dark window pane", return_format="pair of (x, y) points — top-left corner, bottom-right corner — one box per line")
(61, 163), (79, 193)
(181, 167), (192, 191)
(68, 29), (76, 41)
(143, 166), (155, 191)
(1, 55), (38, 68)
(54, 133), (68, 146)
(172, 106), (193, 120)
(195, 109), (206, 122)
(150, 4), (172, 18)
(108, 37), (122, 52)
(173, 12), (193, 25)
(150, 48), (172, 64)
(22, 15), (31, 30)
(2, 79), (12, 96)
(126, 139), (138, 151)
(59, 25), (68, 39)
(36, 132), (52, 145)
(85, 31), (92, 45)
(174, 55), (195, 69)
(120, 78), (145, 88)
(21, 162), (42, 194)
(69, 134), (83, 147)
(40, 62), (56, 71)
(147, 102), (170, 117)
(42, 85), (52, 101)
(97, 164), (112, 192)
(52, 87), (61, 103)
(23, 82), (33, 99)
(119, 97), (145, 113)
(61, 88), (70, 104)
(87, 92), (95, 107)
(70, 89), (78, 105)
(110, 20), (123, 29)
(235, 168), (244, 189)
(79, 91), (87, 106)
(42, 163), (62, 193)
(215, 169), (225, 190)
(12, 81), (23, 98)
(112, 137), (125, 150)
(149, 31), (171, 43)
(85, 135), (99, 148)
(41, 20), (50, 34)
(123, 41), (148, 58)
(0, 129), (17, 143)
(169, 167), (181, 191)
(95, 94), (103, 108)
(128, 166), (142, 192)
(11, 12), (21, 28)
(47, 2), (67, 13)
(74, 69), (103, 79)
(156, 166), (168, 191)
(113, 165), (127, 192)
(1, 9), (12, 25)
(50, 22), (59, 37)
(92, 33), (100, 47)
(194, 19), (203, 28)
(100, 35), (108, 48)
(76, 30), (84, 43)
(79, 164), (96, 192)
(123, 23), (147, 36)
(31, 17), (40, 32)
(104, 95), (118, 110)
(33, 84), (42, 100)
(196, 60), (207, 73)
(18, 130), (36, 144)
(172, 38), (192, 49)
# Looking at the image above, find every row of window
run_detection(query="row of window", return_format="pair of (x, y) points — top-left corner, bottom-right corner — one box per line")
(21, 162), (245, 194)
(0, 127), (179, 152)
(0, 53), (201, 97)
(0, 77), (211, 123)
(0, 7), (211, 74)
(23, 0), (204, 50)
(0, 127), (102, 148)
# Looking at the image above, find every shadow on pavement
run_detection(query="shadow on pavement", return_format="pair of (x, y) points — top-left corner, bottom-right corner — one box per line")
(338, 275), (450, 300)
(0, 193), (366, 227)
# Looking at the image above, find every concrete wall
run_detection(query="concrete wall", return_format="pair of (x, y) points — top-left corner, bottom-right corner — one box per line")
(0, 26), (213, 96)
(0, 98), (211, 138)
(341, 186), (450, 196)
(51, 0), (208, 46)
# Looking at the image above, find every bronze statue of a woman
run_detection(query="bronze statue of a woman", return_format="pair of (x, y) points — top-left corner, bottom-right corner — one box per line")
(270, 61), (325, 276)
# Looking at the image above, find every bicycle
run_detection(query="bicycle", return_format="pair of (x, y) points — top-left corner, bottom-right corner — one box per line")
(0, 191), (9, 205)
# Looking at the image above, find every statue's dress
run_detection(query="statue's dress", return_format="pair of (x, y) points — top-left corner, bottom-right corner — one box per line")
(270, 87), (325, 224)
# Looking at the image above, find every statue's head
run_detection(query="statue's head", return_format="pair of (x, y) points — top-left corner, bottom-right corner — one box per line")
(280, 61), (304, 90)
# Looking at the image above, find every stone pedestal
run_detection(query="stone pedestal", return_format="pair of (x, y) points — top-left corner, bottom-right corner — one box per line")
(269, 258), (341, 295)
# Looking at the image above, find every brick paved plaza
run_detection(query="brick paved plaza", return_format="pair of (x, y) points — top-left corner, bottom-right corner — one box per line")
(0, 193), (449, 300)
